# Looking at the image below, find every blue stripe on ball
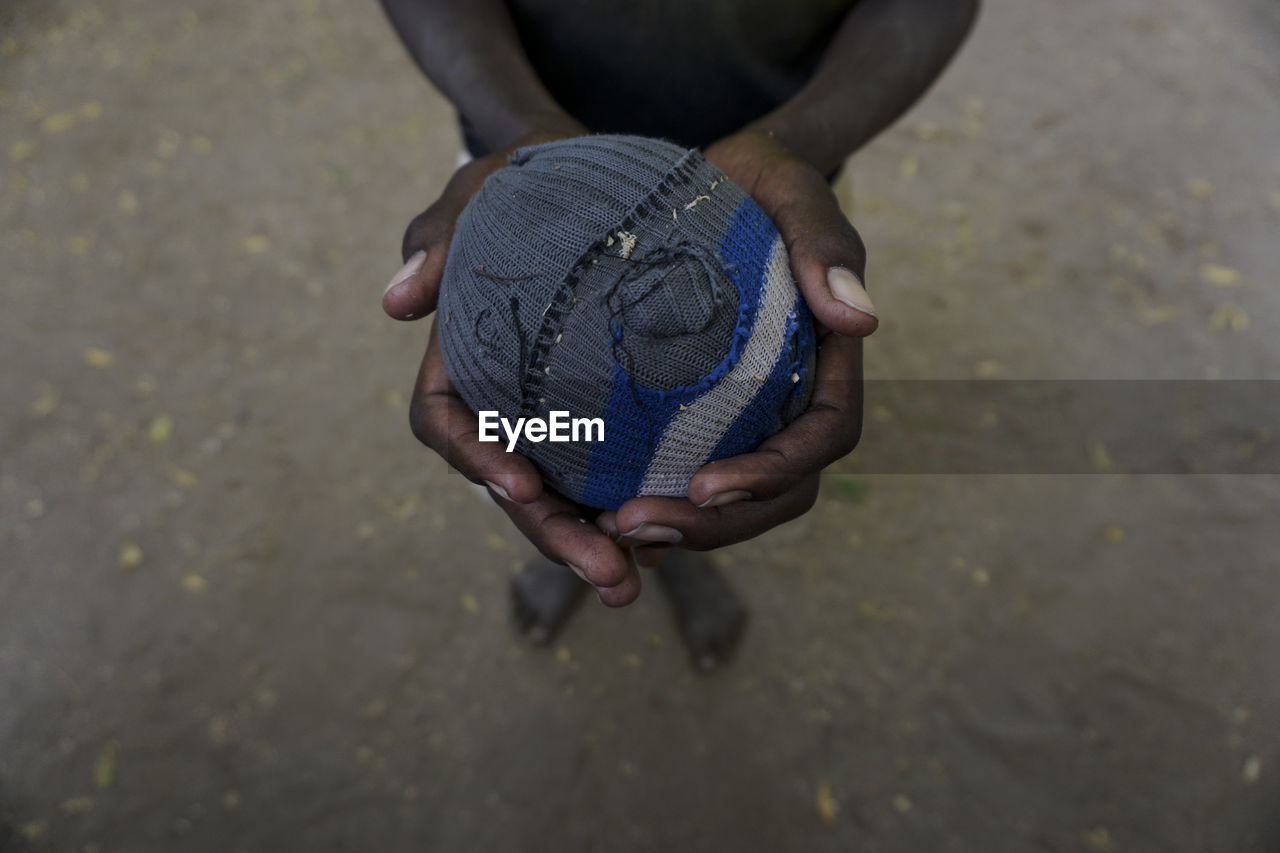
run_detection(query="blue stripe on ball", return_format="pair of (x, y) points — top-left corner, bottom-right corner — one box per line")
(706, 291), (815, 461)
(578, 196), (781, 510)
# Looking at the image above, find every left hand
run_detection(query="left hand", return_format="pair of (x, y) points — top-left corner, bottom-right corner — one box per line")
(595, 129), (875, 553)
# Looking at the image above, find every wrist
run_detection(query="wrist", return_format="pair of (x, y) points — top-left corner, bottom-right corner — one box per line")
(744, 114), (846, 177)
(484, 109), (587, 152)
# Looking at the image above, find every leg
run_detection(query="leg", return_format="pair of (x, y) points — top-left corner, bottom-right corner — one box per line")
(655, 550), (747, 673)
(510, 557), (588, 645)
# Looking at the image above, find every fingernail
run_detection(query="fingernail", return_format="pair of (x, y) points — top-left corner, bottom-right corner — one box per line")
(618, 523), (683, 544)
(565, 563), (589, 582)
(828, 267), (876, 317)
(483, 480), (511, 501)
(384, 250), (426, 295)
(698, 490), (752, 509)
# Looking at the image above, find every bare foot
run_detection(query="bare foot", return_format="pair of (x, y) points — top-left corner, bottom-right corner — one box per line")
(655, 551), (747, 672)
(510, 558), (587, 645)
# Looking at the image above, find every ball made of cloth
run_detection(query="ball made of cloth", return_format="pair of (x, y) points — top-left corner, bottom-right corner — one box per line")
(437, 134), (816, 511)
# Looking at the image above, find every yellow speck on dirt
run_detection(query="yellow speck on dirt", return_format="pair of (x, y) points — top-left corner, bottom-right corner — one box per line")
(182, 573), (209, 593)
(169, 466), (197, 489)
(555, 646), (571, 663)
(83, 347), (115, 368)
(148, 415), (174, 444)
(460, 593), (479, 614)
(975, 359), (1002, 378)
(94, 741), (119, 789)
(30, 390), (59, 417)
(622, 653), (642, 668)
(355, 521), (376, 539)
(892, 794), (913, 814)
(1207, 303), (1250, 334)
(79, 100), (103, 120)
(1083, 826), (1116, 851)
(1186, 178), (1213, 199)
(899, 155), (918, 180)
(118, 542), (143, 571)
(154, 129), (182, 158)
(241, 234), (270, 254)
(815, 781), (838, 824)
(222, 790), (242, 809)
(381, 388), (407, 410)
(42, 112), (77, 134)
(1088, 442), (1113, 472)
(1103, 525), (1125, 543)
(1199, 263), (1239, 287)
(971, 568), (991, 587)
(1242, 755), (1262, 784)
(9, 139), (36, 161)
(21, 820), (48, 841)
(858, 601), (910, 623)
(61, 795), (94, 815)
(117, 190), (139, 214)
(207, 715), (230, 744)
(484, 532), (505, 551)
(190, 135), (213, 155)
(1136, 304), (1178, 326)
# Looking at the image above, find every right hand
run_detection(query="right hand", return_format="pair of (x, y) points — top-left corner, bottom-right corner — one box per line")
(381, 131), (645, 607)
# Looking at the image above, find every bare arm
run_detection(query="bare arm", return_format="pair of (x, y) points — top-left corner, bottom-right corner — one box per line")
(378, 0), (584, 149)
(606, 1), (979, 551)
(751, 0), (980, 174)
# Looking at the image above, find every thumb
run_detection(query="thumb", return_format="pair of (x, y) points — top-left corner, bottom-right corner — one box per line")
(382, 153), (506, 321)
(750, 159), (878, 338)
(382, 249), (433, 320)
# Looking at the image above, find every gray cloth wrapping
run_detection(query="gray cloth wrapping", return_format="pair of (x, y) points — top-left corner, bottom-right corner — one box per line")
(437, 135), (816, 510)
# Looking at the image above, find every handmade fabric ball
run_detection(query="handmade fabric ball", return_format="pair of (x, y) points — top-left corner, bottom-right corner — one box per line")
(437, 134), (816, 511)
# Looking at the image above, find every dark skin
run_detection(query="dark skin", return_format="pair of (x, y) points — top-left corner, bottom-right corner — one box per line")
(380, 0), (979, 606)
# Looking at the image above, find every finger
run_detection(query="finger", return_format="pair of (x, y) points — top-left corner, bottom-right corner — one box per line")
(597, 512), (679, 564)
(750, 159), (877, 338)
(612, 476), (820, 551)
(409, 321), (544, 503)
(382, 245), (449, 321)
(686, 335), (863, 504)
(499, 493), (639, 601)
(631, 545), (672, 569)
(383, 155), (504, 321)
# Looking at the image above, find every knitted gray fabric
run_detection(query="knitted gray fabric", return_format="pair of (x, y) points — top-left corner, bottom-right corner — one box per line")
(437, 135), (816, 511)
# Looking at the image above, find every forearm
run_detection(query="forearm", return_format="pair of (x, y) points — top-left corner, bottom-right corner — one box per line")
(750, 0), (979, 174)
(379, 0), (585, 150)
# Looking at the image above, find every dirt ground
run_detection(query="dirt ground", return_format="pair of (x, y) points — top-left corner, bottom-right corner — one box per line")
(2, 0), (1279, 850)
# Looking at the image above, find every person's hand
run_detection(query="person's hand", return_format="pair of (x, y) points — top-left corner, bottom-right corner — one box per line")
(595, 129), (874, 554)
(383, 129), (644, 607)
